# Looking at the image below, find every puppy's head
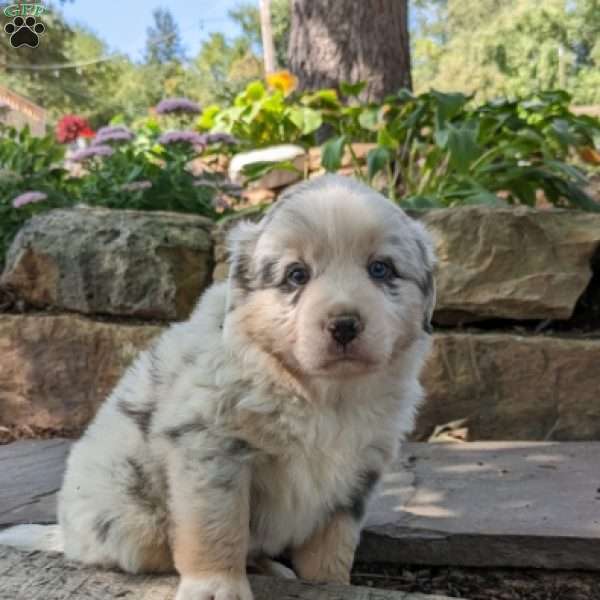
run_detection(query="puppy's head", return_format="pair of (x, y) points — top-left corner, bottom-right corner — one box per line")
(224, 175), (435, 380)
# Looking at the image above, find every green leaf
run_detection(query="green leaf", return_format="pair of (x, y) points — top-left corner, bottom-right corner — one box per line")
(289, 107), (323, 135)
(376, 128), (399, 150)
(358, 108), (380, 131)
(446, 124), (480, 173)
(402, 195), (443, 209)
(340, 81), (367, 97)
(321, 136), (347, 172)
(197, 104), (221, 130)
(241, 160), (301, 183)
(245, 81), (266, 101)
(367, 147), (391, 181)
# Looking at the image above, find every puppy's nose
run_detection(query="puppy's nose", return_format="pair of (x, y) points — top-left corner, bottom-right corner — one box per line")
(327, 315), (362, 346)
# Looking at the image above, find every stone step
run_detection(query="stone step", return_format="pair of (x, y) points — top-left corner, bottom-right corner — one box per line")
(3, 314), (600, 442)
(1, 440), (599, 571)
(0, 546), (460, 600)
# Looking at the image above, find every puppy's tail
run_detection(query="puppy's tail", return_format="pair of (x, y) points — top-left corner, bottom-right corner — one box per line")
(0, 524), (63, 553)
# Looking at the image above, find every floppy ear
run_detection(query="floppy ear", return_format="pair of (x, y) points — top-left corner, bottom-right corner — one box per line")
(412, 223), (437, 335)
(225, 219), (264, 310)
(422, 269), (436, 334)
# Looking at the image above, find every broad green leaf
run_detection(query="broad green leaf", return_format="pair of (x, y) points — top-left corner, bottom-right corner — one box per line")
(289, 107), (323, 135)
(197, 104), (221, 130)
(402, 195), (443, 209)
(358, 108), (380, 131)
(240, 160), (301, 183)
(321, 136), (347, 172)
(446, 124), (480, 173)
(340, 81), (367, 97)
(376, 128), (399, 150)
(367, 147), (392, 181)
(245, 81), (266, 101)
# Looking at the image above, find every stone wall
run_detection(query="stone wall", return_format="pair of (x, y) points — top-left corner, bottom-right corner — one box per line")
(1, 203), (600, 442)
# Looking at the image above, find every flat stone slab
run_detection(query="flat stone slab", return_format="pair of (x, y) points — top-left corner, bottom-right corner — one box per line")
(362, 441), (600, 570)
(1, 440), (599, 570)
(0, 547), (457, 600)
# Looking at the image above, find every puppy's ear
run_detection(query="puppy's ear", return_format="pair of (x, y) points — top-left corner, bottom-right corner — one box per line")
(226, 219), (264, 308)
(412, 222), (437, 335)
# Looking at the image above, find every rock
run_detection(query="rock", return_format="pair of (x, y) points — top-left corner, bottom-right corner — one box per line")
(0, 547), (459, 600)
(212, 210), (263, 282)
(362, 441), (600, 571)
(214, 205), (600, 324)
(229, 144), (306, 189)
(420, 206), (600, 323)
(415, 332), (600, 441)
(1, 208), (214, 320)
(0, 314), (161, 434)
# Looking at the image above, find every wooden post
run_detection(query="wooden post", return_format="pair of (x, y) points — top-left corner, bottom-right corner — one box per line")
(259, 0), (277, 74)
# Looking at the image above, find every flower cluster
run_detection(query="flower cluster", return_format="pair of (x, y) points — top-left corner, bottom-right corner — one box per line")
(12, 191), (48, 208)
(202, 132), (239, 146)
(56, 115), (95, 144)
(266, 70), (298, 96)
(155, 98), (201, 115)
(158, 130), (206, 148)
(93, 125), (134, 145)
(69, 145), (114, 163)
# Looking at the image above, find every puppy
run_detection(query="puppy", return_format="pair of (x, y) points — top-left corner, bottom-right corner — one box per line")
(0, 175), (436, 600)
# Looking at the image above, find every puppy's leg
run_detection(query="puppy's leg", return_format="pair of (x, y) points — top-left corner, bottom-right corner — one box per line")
(167, 433), (254, 600)
(291, 511), (360, 584)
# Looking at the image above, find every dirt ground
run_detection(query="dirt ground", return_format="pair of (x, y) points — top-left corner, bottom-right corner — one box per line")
(351, 564), (600, 600)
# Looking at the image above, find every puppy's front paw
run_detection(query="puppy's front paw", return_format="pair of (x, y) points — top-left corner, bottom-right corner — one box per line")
(175, 574), (253, 600)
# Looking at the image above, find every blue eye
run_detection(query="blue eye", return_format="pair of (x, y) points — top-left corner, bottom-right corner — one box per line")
(368, 260), (392, 280)
(287, 265), (310, 286)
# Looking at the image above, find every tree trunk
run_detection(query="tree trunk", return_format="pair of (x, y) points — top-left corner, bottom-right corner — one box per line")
(259, 0), (277, 74)
(287, 0), (412, 101)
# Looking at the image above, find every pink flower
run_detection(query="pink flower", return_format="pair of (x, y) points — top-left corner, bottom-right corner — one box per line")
(69, 145), (114, 163)
(93, 126), (134, 145)
(155, 98), (201, 115)
(158, 130), (206, 149)
(12, 191), (48, 208)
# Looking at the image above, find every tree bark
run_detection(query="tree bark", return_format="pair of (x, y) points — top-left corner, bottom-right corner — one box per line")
(287, 0), (412, 101)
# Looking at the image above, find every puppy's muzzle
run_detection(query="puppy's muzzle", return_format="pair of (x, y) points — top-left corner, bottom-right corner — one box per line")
(327, 314), (363, 346)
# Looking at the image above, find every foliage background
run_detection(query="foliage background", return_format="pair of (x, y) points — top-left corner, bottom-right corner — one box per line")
(1, 0), (598, 126)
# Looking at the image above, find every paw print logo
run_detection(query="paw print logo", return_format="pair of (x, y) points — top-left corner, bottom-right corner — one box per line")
(4, 16), (45, 48)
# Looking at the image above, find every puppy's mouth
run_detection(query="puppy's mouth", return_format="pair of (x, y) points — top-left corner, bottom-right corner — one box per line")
(317, 348), (378, 376)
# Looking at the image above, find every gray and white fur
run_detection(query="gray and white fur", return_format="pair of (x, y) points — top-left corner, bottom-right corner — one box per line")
(0, 175), (436, 600)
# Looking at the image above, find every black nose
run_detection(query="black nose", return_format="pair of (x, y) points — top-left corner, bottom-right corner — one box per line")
(327, 315), (362, 346)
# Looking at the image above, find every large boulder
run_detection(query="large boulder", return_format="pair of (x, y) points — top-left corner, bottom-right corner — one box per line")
(0, 314), (161, 435)
(422, 207), (600, 323)
(1, 208), (214, 320)
(415, 332), (600, 441)
(212, 206), (600, 325)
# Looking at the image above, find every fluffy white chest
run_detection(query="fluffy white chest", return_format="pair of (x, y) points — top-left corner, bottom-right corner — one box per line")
(247, 407), (372, 557)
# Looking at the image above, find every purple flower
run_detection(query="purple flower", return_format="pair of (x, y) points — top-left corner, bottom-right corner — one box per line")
(12, 191), (48, 208)
(93, 126), (134, 145)
(69, 145), (114, 162)
(204, 132), (238, 146)
(158, 130), (206, 149)
(155, 98), (201, 115)
(121, 180), (153, 192)
(212, 195), (232, 211)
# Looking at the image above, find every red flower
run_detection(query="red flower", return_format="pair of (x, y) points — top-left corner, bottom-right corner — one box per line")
(56, 115), (95, 144)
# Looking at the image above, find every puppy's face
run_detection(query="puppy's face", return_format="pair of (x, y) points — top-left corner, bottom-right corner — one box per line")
(225, 176), (435, 380)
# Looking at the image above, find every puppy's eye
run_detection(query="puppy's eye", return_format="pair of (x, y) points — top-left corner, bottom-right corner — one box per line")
(286, 265), (310, 286)
(368, 260), (393, 281)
